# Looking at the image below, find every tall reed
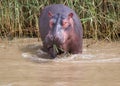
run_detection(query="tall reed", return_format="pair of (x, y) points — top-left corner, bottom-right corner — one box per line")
(0, 0), (119, 41)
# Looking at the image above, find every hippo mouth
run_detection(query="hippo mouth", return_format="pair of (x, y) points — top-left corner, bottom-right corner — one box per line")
(53, 39), (63, 46)
(46, 43), (64, 58)
(53, 44), (65, 54)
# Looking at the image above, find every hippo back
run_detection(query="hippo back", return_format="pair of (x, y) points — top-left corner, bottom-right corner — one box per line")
(39, 4), (83, 42)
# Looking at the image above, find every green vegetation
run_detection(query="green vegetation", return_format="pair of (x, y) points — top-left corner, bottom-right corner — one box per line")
(0, 0), (120, 41)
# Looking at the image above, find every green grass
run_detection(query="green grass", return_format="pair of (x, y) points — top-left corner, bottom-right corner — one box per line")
(0, 0), (120, 41)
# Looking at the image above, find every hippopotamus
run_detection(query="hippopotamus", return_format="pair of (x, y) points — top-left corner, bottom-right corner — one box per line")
(39, 4), (83, 58)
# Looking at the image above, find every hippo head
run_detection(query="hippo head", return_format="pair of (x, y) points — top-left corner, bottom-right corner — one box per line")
(47, 11), (73, 45)
(44, 11), (74, 58)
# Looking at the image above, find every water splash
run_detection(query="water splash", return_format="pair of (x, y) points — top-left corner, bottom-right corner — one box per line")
(22, 52), (120, 63)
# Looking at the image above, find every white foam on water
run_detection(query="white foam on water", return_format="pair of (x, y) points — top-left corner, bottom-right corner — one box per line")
(22, 53), (120, 63)
(81, 54), (95, 59)
(53, 54), (77, 62)
(22, 53), (31, 58)
(71, 57), (120, 63)
(22, 53), (52, 62)
(53, 54), (95, 62)
(36, 49), (47, 54)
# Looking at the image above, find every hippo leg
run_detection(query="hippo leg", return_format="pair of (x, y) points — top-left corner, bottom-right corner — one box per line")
(70, 43), (82, 54)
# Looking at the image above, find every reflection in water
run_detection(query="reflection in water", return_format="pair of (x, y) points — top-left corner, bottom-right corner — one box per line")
(0, 38), (120, 86)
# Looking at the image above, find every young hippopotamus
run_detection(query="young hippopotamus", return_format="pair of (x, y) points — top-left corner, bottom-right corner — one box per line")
(39, 4), (83, 58)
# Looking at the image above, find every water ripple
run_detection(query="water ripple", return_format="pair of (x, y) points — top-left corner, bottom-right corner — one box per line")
(22, 53), (120, 63)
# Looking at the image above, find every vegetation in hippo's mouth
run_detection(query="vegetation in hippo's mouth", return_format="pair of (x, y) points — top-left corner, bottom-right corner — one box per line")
(53, 44), (71, 57)
(0, 0), (120, 41)
(53, 44), (65, 54)
(53, 44), (59, 53)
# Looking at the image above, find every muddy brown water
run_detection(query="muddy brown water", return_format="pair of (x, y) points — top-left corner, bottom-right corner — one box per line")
(0, 38), (120, 86)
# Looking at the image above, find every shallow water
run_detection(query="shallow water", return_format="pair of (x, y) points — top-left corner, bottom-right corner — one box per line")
(0, 38), (120, 86)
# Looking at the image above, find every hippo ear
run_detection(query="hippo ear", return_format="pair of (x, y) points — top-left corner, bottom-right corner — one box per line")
(68, 13), (73, 19)
(48, 11), (53, 17)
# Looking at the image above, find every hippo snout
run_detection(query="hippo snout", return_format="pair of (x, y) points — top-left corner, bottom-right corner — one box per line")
(50, 34), (63, 45)
(45, 33), (63, 46)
